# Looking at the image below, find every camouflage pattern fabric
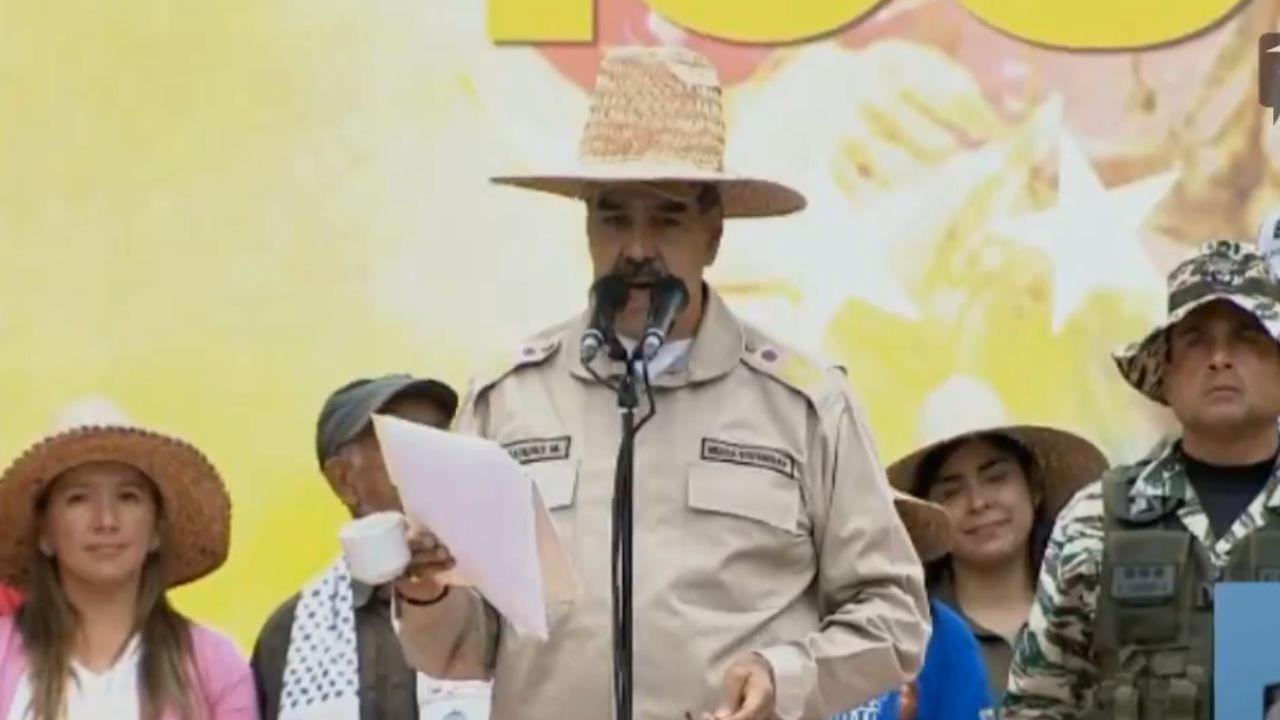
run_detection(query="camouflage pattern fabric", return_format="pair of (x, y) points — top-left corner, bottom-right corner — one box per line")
(1113, 239), (1280, 404)
(1000, 438), (1280, 718)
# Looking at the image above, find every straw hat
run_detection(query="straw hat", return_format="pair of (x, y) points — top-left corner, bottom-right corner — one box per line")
(893, 491), (952, 563)
(491, 46), (807, 218)
(0, 398), (230, 589)
(887, 376), (1109, 519)
(1114, 239), (1280, 404)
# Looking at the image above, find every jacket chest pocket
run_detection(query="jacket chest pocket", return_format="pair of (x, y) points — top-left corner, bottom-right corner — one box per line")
(528, 461), (578, 547)
(526, 461), (580, 621)
(674, 462), (811, 612)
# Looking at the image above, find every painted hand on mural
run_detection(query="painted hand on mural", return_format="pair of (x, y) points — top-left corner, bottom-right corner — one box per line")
(728, 39), (1007, 200)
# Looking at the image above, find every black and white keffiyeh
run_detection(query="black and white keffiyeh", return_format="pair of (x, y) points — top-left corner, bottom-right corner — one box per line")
(277, 557), (493, 720)
(279, 559), (361, 719)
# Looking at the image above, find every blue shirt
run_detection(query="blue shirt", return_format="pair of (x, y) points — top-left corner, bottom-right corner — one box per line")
(831, 598), (994, 720)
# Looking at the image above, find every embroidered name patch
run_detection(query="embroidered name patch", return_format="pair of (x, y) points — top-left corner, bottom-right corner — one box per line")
(503, 436), (571, 465)
(1111, 564), (1177, 602)
(700, 438), (796, 479)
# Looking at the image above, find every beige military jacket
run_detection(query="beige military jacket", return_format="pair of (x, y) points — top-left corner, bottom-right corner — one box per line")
(396, 290), (930, 720)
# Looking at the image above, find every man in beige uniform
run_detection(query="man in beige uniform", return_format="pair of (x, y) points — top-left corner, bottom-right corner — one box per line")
(389, 46), (930, 720)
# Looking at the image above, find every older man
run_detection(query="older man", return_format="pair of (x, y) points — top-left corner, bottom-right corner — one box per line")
(252, 374), (466, 720)
(388, 46), (930, 720)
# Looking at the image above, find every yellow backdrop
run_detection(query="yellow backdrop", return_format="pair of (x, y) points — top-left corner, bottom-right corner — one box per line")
(3, 0), (1279, 651)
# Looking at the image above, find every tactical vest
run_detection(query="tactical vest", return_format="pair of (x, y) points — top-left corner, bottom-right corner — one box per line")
(1090, 465), (1280, 720)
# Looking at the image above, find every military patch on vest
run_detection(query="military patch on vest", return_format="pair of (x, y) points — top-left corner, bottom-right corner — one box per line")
(700, 438), (796, 479)
(1111, 563), (1178, 602)
(503, 436), (571, 465)
(1258, 568), (1280, 582)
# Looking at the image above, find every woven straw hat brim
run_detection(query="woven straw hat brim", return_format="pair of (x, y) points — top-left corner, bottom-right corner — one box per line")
(496, 45), (808, 219)
(887, 424), (1108, 520)
(893, 493), (952, 563)
(1113, 292), (1280, 405)
(492, 167), (807, 219)
(0, 426), (230, 590)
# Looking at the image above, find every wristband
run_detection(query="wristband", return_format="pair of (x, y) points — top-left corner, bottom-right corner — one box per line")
(397, 585), (449, 606)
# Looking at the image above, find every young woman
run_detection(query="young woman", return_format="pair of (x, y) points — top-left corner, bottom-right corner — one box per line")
(888, 419), (1107, 703)
(0, 415), (257, 720)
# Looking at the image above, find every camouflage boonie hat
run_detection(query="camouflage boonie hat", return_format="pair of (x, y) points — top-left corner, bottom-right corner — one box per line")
(1113, 239), (1280, 404)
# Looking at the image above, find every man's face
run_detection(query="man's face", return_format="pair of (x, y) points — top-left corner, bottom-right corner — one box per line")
(585, 183), (722, 340)
(1165, 300), (1280, 436)
(326, 395), (451, 517)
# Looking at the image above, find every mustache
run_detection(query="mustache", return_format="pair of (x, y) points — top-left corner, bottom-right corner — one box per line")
(613, 260), (665, 284)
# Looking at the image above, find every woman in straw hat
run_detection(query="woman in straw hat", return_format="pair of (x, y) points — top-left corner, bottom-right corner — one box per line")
(832, 492), (994, 720)
(886, 376), (1108, 703)
(0, 406), (256, 720)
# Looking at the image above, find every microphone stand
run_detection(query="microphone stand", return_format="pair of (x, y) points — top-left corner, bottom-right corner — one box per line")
(584, 335), (657, 720)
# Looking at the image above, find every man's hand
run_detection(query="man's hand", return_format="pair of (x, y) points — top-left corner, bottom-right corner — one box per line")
(701, 653), (776, 720)
(393, 523), (456, 603)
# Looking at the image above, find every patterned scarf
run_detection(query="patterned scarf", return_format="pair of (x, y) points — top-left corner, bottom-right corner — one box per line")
(279, 559), (361, 719)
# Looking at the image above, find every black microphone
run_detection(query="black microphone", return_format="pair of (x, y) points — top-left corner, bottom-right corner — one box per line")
(581, 274), (630, 365)
(640, 276), (689, 362)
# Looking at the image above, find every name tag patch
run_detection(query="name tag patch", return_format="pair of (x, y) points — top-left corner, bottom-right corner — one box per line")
(701, 438), (796, 479)
(1111, 563), (1177, 601)
(503, 436), (571, 465)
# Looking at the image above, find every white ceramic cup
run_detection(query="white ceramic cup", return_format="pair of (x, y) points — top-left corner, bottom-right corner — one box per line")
(339, 510), (411, 586)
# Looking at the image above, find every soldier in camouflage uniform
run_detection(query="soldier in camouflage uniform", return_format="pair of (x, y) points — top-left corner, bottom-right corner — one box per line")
(1001, 239), (1280, 719)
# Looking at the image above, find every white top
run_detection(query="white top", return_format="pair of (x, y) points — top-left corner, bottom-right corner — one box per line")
(7, 637), (142, 720)
(389, 598), (492, 719)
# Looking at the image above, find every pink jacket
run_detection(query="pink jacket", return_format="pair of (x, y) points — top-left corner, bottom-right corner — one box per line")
(0, 615), (258, 720)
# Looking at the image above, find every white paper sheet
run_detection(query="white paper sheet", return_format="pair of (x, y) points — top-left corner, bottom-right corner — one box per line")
(372, 414), (576, 639)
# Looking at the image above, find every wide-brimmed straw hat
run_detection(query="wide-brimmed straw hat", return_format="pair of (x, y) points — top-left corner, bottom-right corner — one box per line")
(491, 45), (807, 219)
(893, 491), (952, 563)
(1114, 239), (1280, 404)
(887, 376), (1109, 519)
(0, 399), (230, 589)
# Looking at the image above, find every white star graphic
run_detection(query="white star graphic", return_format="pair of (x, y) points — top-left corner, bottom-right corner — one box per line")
(717, 162), (929, 354)
(997, 124), (1177, 331)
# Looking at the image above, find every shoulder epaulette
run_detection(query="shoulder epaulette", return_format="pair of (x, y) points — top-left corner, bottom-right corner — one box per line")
(739, 324), (836, 408)
(469, 325), (564, 398)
